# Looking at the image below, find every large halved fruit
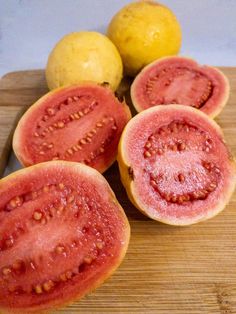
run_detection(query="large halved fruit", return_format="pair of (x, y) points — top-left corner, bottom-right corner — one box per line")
(118, 105), (236, 225)
(0, 161), (130, 313)
(13, 83), (131, 173)
(131, 56), (230, 118)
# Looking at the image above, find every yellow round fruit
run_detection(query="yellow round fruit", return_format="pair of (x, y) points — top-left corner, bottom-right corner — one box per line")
(46, 32), (123, 91)
(107, 1), (182, 76)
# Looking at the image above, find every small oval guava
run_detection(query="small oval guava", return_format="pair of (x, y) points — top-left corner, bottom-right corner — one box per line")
(46, 32), (123, 91)
(107, 1), (182, 76)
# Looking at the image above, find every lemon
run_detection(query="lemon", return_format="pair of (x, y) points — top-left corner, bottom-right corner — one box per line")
(107, 1), (182, 76)
(46, 32), (123, 91)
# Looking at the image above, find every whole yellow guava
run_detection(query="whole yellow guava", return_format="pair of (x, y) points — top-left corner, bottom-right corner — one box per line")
(107, 1), (182, 76)
(46, 32), (123, 91)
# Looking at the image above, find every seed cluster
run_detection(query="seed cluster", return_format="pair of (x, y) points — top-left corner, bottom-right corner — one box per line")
(34, 98), (117, 163)
(143, 121), (213, 159)
(1, 237), (105, 295)
(143, 121), (191, 158)
(1, 184), (77, 252)
(150, 174), (217, 204)
(31, 192), (80, 226)
(143, 119), (220, 204)
(195, 80), (212, 108)
(63, 116), (117, 165)
(1, 181), (107, 296)
(5, 196), (23, 211)
(34, 97), (98, 139)
(145, 67), (213, 108)
(3, 183), (69, 214)
(1, 260), (25, 282)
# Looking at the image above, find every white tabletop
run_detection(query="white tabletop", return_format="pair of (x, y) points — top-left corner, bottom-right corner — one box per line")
(0, 0), (236, 175)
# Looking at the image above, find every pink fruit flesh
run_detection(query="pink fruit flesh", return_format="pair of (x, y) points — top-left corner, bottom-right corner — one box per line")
(120, 105), (236, 225)
(131, 57), (229, 117)
(0, 162), (130, 312)
(13, 84), (131, 173)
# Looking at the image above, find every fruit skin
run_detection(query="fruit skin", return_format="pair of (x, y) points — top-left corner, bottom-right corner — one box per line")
(46, 31), (123, 91)
(118, 105), (236, 226)
(131, 56), (230, 118)
(13, 83), (131, 173)
(107, 0), (181, 76)
(0, 161), (130, 313)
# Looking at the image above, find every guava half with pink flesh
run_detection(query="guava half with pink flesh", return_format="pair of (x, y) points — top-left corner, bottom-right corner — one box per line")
(13, 83), (131, 173)
(131, 56), (229, 118)
(0, 161), (130, 313)
(118, 105), (236, 225)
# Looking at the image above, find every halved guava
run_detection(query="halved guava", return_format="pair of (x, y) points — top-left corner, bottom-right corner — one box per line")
(0, 161), (130, 313)
(118, 105), (236, 225)
(13, 83), (131, 173)
(131, 56), (229, 118)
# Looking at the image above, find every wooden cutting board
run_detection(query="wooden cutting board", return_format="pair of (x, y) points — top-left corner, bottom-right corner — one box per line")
(0, 68), (236, 313)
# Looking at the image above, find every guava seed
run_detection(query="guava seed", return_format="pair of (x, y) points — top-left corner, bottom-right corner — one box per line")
(33, 211), (43, 221)
(43, 280), (54, 292)
(2, 268), (11, 276)
(34, 285), (43, 294)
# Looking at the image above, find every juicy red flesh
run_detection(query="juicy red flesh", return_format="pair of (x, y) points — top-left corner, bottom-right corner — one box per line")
(0, 166), (126, 310)
(143, 120), (220, 205)
(145, 67), (213, 108)
(15, 85), (130, 172)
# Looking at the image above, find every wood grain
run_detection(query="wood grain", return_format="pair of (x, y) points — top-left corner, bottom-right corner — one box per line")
(0, 70), (48, 175)
(0, 68), (236, 313)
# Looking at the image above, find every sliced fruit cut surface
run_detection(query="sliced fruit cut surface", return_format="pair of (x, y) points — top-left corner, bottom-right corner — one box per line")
(131, 56), (229, 118)
(0, 161), (130, 313)
(118, 105), (236, 225)
(13, 83), (131, 173)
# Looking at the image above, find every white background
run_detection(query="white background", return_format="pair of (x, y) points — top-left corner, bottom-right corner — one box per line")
(0, 0), (236, 77)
